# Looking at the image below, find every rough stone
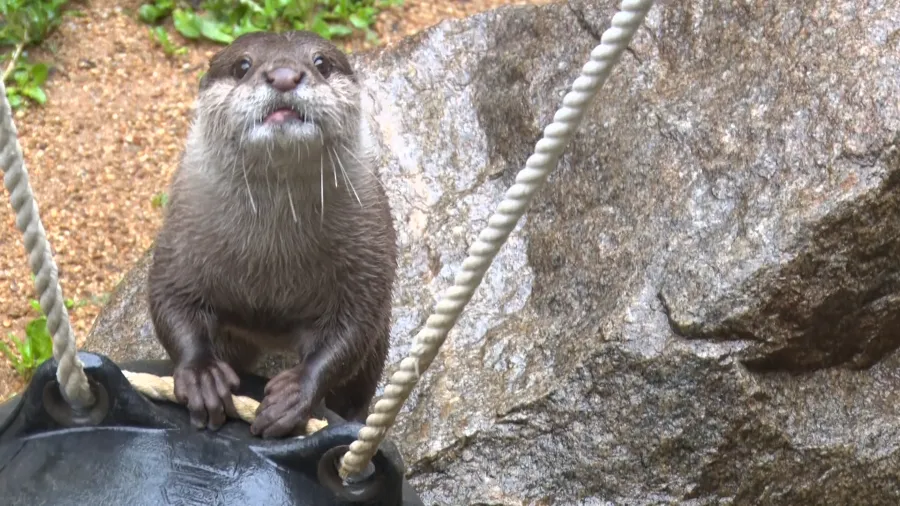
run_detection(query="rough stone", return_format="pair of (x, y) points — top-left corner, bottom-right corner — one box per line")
(85, 0), (900, 504)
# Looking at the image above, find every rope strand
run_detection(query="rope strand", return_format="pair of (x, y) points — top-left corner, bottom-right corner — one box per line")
(0, 82), (95, 410)
(338, 0), (657, 480)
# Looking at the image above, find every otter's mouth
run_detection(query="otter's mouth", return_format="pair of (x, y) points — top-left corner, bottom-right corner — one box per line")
(262, 107), (308, 125)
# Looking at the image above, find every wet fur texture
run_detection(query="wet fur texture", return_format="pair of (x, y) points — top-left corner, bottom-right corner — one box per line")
(147, 30), (397, 438)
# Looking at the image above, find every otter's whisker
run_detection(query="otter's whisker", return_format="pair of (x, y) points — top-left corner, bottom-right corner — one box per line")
(264, 131), (274, 202)
(319, 150), (325, 226)
(242, 156), (256, 213)
(326, 147), (339, 190)
(303, 103), (312, 160)
(332, 146), (362, 207)
(236, 118), (258, 213)
(286, 185), (298, 223)
(340, 142), (386, 193)
(320, 115), (338, 189)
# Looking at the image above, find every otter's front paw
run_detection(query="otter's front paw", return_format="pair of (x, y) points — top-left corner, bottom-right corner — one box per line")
(173, 359), (240, 430)
(251, 367), (315, 438)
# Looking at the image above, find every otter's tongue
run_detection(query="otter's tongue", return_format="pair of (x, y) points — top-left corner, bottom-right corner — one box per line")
(265, 108), (301, 124)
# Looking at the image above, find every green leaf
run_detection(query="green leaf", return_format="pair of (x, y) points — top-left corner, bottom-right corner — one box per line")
(29, 299), (41, 313)
(10, 334), (26, 353)
(30, 62), (49, 86)
(13, 68), (29, 86)
(138, 4), (164, 23)
(328, 24), (353, 37)
(27, 317), (53, 361)
(237, 0), (266, 15)
(199, 17), (234, 44)
(348, 12), (368, 29)
(25, 316), (48, 338)
(172, 9), (201, 39)
(22, 86), (47, 104)
(309, 16), (331, 39)
(151, 191), (169, 208)
(33, 340), (53, 364)
(0, 340), (18, 367)
(281, 1), (309, 19)
(18, 331), (33, 365)
(8, 93), (22, 110)
(150, 26), (178, 55)
(236, 17), (264, 36)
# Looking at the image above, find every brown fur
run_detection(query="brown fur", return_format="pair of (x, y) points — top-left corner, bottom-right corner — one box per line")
(147, 30), (397, 438)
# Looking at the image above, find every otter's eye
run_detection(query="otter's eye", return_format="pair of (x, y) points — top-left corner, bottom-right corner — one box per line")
(313, 55), (331, 78)
(234, 57), (252, 79)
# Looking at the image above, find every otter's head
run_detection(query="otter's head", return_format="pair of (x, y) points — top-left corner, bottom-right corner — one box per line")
(197, 30), (360, 153)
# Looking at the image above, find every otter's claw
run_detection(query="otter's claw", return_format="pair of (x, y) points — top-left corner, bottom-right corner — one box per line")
(251, 367), (314, 438)
(173, 359), (240, 430)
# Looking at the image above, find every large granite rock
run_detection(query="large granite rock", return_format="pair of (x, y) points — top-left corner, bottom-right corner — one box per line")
(85, 0), (900, 503)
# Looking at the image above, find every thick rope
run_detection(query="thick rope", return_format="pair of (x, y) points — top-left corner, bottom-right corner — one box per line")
(0, 81), (95, 409)
(338, 0), (657, 479)
(122, 371), (329, 434)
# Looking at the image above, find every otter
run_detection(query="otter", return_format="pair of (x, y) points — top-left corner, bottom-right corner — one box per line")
(147, 30), (397, 439)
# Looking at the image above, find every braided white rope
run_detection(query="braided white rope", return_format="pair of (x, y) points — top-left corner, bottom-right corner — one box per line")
(121, 370), (330, 434)
(0, 82), (95, 409)
(339, 0), (656, 479)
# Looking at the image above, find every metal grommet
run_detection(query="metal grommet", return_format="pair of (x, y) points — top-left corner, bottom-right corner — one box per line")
(42, 378), (109, 427)
(317, 445), (383, 502)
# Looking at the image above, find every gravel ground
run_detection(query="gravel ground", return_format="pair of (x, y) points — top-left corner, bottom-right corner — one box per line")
(0, 0), (547, 400)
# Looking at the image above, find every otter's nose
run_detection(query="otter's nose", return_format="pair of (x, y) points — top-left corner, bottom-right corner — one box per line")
(265, 67), (303, 92)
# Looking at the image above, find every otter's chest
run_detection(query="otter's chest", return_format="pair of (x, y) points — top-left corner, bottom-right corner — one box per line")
(194, 216), (339, 317)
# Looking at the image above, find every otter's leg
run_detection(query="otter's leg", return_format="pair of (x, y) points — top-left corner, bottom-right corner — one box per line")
(324, 333), (388, 423)
(148, 289), (242, 431)
(250, 318), (384, 438)
(209, 329), (262, 375)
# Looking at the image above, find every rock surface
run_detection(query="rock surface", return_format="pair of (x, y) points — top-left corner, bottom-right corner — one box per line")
(86, 0), (900, 504)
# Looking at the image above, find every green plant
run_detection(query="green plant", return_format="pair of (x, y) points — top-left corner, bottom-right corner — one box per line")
(1, 0), (72, 108)
(0, 297), (84, 381)
(151, 191), (169, 208)
(137, 0), (403, 48)
(4, 59), (49, 108)
(149, 26), (188, 56)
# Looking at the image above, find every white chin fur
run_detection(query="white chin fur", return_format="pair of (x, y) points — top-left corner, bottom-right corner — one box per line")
(246, 121), (322, 147)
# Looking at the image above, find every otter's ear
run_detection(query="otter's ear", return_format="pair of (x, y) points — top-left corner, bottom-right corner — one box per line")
(324, 46), (356, 83)
(198, 70), (210, 91)
(200, 51), (230, 91)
